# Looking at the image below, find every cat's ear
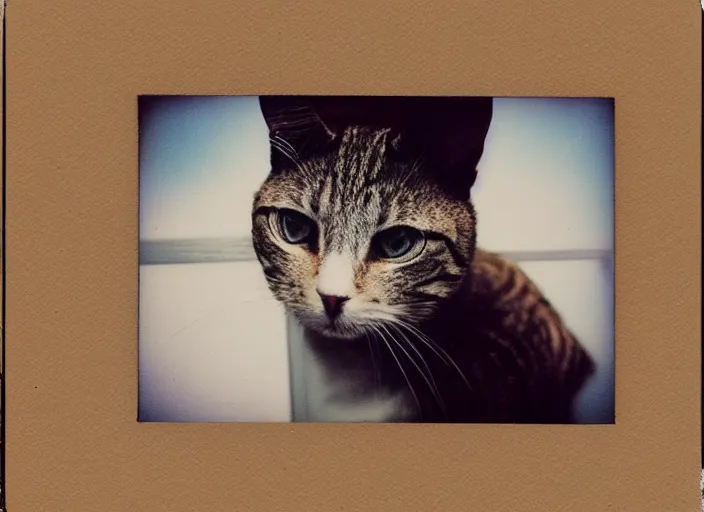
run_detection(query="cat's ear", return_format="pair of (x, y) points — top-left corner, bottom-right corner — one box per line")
(390, 97), (493, 202)
(258, 96), (338, 173)
(302, 96), (493, 201)
(259, 95), (493, 199)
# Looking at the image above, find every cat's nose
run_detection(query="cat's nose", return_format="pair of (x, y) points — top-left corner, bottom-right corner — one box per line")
(318, 293), (349, 320)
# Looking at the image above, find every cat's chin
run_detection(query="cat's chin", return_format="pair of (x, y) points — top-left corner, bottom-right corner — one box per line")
(293, 313), (369, 341)
(306, 322), (367, 341)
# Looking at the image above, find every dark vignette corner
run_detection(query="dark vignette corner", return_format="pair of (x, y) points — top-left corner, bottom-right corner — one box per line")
(136, 95), (145, 424)
(135, 94), (169, 423)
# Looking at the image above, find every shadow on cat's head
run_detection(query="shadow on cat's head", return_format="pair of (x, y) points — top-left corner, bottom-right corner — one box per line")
(251, 95), (493, 340)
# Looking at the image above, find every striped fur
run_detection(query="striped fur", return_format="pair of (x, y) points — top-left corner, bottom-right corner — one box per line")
(251, 120), (595, 424)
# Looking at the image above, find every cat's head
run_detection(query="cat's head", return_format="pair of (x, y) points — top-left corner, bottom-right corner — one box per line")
(251, 96), (493, 339)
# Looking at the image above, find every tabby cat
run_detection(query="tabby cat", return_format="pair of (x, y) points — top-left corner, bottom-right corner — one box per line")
(251, 95), (595, 423)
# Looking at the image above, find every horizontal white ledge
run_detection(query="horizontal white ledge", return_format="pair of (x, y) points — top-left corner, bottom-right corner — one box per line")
(140, 237), (257, 265)
(139, 237), (613, 266)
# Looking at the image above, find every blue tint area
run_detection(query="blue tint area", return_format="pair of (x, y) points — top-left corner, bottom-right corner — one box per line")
(139, 96), (270, 239)
(140, 96), (261, 190)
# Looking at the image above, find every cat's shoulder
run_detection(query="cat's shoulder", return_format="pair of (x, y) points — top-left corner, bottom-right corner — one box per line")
(473, 247), (503, 265)
(472, 247), (516, 270)
(464, 248), (552, 319)
(469, 248), (530, 292)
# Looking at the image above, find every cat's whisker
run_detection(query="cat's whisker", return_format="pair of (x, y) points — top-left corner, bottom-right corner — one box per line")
(370, 324), (422, 420)
(391, 319), (474, 395)
(379, 323), (441, 413)
(388, 324), (443, 401)
(270, 136), (302, 168)
(387, 319), (447, 363)
(400, 300), (438, 318)
(364, 331), (381, 392)
(270, 145), (298, 168)
(270, 138), (297, 161)
(384, 322), (448, 419)
(397, 158), (421, 189)
(274, 135), (300, 159)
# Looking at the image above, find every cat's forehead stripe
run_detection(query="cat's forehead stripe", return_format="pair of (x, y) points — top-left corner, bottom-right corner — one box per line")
(332, 127), (390, 205)
(310, 126), (392, 253)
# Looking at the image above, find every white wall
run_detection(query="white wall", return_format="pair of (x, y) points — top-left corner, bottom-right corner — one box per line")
(138, 96), (614, 423)
(138, 96), (291, 422)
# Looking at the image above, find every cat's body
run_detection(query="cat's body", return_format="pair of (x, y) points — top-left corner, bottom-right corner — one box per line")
(302, 249), (594, 423)
(251, 96), (595, 423)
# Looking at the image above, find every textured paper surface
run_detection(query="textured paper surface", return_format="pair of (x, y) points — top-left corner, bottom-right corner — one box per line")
(4, 1), (701, 511)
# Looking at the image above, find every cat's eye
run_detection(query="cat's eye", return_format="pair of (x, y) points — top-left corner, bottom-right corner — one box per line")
(277, 209), (317, 246)
(372, 226), (425, 260)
